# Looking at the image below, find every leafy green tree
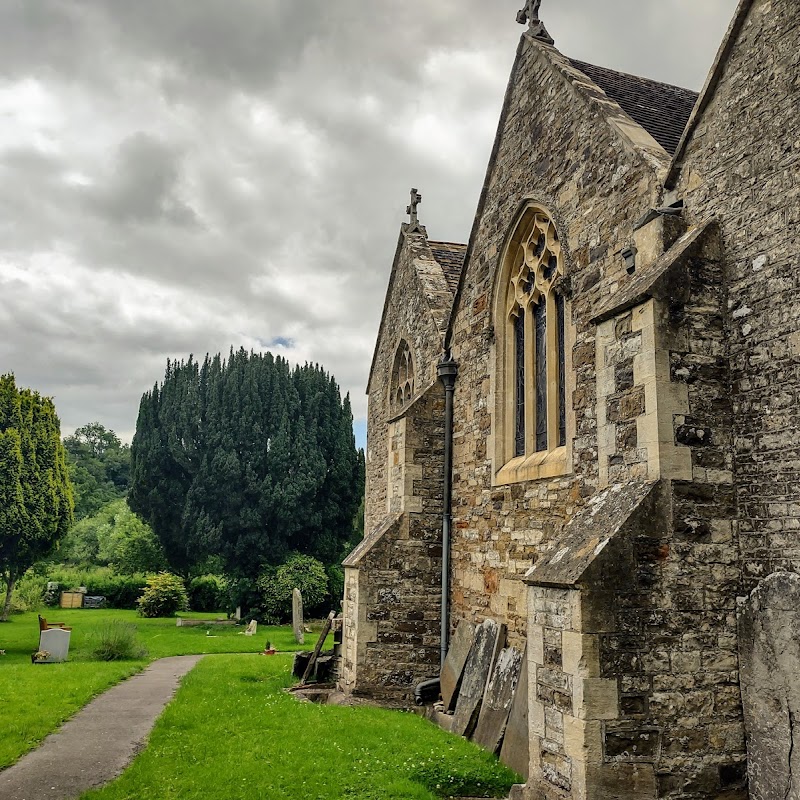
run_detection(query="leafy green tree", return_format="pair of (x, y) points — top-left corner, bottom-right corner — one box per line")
(59, 498), (166, 574)
(0, 374), (73, 620)
(257, 553), (330, 623)
(129, 349), (362, 581)
(63, 422), (131, 520)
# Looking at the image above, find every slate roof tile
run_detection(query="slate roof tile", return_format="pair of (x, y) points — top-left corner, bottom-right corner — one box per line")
(569, 59), (698, 155)
(429, 241), (467, 294)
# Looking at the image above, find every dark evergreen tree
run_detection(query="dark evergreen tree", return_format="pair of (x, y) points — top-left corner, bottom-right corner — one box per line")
(0, 374), (73, 620)
(129, 349), (363, 580)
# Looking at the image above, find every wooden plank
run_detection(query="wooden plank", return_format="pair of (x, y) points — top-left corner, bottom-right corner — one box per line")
(300, 611), (335, 685)
(60, 592), (83, 609)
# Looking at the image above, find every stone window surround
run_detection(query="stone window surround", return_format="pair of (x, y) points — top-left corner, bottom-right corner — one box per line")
(389, 337), (416, 413)
(492, 201), (575, 485)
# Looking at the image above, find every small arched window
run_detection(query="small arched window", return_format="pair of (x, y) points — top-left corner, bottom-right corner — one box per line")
(495, 205), (569, 482)
(391, 340), (415, 410)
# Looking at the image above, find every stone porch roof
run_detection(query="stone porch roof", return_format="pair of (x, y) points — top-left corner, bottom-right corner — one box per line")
(569, 59), (699, 156)
(429, 241), (467, 294)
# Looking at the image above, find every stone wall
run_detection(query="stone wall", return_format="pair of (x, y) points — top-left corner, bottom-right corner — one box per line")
(447, 34), (668, 648)
(522, 214), (746, 799)
(672, 0), (800, 590)
(526, 476), (746, 800)
(341, 385), (445, 699)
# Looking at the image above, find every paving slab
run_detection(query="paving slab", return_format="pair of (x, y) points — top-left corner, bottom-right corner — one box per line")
(451, 619), (505, 738)
(440, 619), (475, 712)
(473, 646), (523, 754)
(0, 654), (203, 800)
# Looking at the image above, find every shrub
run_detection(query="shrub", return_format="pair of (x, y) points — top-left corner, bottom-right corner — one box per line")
(137, 572), (189, 618)
(90, 620), (148, 661)
(188, 575), (225, 613)
(10, 572), (47, 612)
(257, 554), (330, 624)
(45, 566), (148, 609)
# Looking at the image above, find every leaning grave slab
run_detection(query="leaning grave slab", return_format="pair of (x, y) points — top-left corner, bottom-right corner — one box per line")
(499, 650), (529, 780)
(472, 645), (524, 754)
(739, 571), (800, 800)
(440, 619), (476, 712)
(451, 618), (505, 738)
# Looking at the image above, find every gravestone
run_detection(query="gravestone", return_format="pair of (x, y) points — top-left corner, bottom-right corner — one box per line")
(473, 646), (524, 753)
(244, 619), (257, 636)
(38, 628), (71, 663)
(739, 571), (800, 800)
(441, 620), (476, 712)
(293, 588), (304, 645)
(500, 650), (529, 779)
(451, 619), (506, 738)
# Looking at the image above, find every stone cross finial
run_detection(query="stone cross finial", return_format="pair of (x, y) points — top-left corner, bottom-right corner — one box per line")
(404, 188), (425, 234)
(517, 0), (554, 45)
(407, 188), (422, 226)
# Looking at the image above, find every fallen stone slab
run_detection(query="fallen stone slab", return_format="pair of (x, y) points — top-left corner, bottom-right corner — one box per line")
(472, 646), (523, 754)
(451, 619), (505, 738)
(175, 617), (236, 627)
(0, 655), (203, 800)
(441, 619), (476, 712)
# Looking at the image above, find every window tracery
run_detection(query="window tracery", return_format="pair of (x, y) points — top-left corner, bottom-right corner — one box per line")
(391, 340), (415, 410)
(496, 206), (569, 482)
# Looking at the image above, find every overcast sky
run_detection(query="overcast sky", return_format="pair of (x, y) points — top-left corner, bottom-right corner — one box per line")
(0, 0), (737, 447)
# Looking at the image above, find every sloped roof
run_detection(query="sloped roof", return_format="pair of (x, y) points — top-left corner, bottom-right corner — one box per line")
(429, 241), (467, 293)
(569, 59), (698, 155)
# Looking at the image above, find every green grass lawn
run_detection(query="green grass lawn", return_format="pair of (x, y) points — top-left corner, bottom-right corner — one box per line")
(0, 609), (329, 769)
(81, 655), (519, 800)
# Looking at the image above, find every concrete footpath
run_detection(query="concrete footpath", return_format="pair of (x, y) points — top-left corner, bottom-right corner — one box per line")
(0, 655), (203, 800)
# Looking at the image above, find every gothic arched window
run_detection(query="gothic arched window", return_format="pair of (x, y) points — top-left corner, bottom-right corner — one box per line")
(494, 204), (569, 483)
(391, 340), (415, 410)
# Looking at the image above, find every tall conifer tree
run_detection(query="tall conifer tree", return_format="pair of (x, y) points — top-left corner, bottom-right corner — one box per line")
(129, 349), (362, 579)
(0, 374), (73, 620)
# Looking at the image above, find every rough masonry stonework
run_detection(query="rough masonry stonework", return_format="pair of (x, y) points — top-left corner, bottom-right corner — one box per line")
(343, 2), (799, 798)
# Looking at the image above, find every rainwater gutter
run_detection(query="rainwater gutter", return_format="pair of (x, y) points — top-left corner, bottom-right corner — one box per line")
(437, 352), (459, 669)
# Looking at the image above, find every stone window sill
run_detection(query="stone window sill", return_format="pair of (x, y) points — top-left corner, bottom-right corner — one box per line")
(493, 446), (568, 485)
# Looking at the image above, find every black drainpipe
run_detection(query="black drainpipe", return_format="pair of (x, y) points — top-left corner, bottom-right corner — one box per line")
(437, 352), (459, 669)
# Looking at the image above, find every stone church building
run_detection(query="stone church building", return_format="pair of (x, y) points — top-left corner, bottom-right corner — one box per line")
(341, 1), (799, 798)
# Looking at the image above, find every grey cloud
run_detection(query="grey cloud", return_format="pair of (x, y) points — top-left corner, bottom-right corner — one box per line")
(0, 0), (739, 441)
(85, 133), (198, 227)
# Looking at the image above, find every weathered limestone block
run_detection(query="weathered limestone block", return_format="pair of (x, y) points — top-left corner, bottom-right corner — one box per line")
(473, 646), (524, 754)
(739, 572), (800, 800)
(452, 619), (506, 738)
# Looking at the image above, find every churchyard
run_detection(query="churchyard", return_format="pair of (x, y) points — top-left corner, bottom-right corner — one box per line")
(0, 609), (518, 799)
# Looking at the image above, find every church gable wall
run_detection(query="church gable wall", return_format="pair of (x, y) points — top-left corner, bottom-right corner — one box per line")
(365, 231), (449, 536)
(673, 0), (800, 591)
(447, 36), (666, 647)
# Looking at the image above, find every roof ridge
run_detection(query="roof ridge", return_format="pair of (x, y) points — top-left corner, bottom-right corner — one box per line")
(428, 240), (468, 248)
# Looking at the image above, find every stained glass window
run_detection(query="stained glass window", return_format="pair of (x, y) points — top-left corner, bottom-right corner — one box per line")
(557, 293), (566, 448)
(514, 312), (525, 458)
(534, 301), (548, 452)
(503, 208), (567, 467)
